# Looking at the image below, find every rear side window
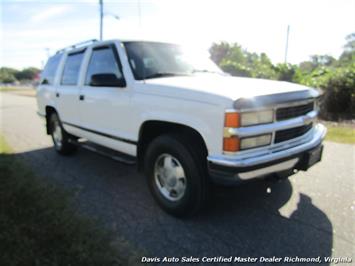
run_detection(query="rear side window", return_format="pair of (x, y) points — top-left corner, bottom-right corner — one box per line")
(85, 46), (123, 85)
(41, 53), (62, 85)
(61, 51), (85, 85)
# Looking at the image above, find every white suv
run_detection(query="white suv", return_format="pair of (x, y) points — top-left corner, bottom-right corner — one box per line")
(37, 39), (326, 217)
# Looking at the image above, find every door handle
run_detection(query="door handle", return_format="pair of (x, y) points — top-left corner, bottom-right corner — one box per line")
(79, 95), (85, 101)
(55, 92), (60, 98)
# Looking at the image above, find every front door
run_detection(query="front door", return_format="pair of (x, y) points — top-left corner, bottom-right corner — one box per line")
(79, 44), (134, 155)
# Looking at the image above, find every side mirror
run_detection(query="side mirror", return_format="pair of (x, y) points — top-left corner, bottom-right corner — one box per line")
(89, 73), (126, 87)
(41, 78), (49, 85)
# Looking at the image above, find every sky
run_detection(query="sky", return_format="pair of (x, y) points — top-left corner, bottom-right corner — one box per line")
(1, 0), (354, 69)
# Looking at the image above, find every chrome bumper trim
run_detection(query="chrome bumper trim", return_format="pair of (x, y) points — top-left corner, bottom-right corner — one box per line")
(208, 123), (326, 168)
(238, 158), (299, 180)
(226, 110), (317, 138)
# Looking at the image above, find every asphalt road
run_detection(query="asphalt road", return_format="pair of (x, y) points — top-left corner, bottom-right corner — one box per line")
(1, 92), (354, 265)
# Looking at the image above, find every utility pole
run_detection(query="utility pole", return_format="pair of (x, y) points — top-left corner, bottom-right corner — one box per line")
(284, 25), (290, 63)
(99, 0), (103, 40)
(137, 0), (142, 27)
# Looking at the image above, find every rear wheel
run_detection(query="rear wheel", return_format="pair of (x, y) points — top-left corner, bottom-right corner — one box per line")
(49, 112), (77, 155)
(144, 134), (209, 217)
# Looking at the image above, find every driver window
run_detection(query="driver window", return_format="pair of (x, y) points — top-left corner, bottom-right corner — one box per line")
(85, 46), (123, 85)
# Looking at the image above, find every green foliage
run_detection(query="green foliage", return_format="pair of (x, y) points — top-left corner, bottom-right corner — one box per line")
(0, 67), (40, 83)
(320, 65), (355, 119)
(338, 33), (355, 66)
(324, 123), (355, 144)
(274, 63), (298, 82)
(220, 60), (253, 77)
(0, 67), (18, 83)
(15, 67), (40, 81)
(210, 42), (231, 65)
(211, 43), (278, 79)
(210, 32), (355, 120)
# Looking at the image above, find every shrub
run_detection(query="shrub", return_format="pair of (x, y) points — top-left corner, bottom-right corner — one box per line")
(320, 65), (355, 120)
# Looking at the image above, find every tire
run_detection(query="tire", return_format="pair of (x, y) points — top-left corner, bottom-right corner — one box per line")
(49, 112), (77, 155)
(144, 134), (209, 217)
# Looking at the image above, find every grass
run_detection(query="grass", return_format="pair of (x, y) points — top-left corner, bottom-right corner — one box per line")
(0, 86), (35, 91)
(325, 123), (355, 144)
(0, 86), (18, 91)
(0, 86), (36, 97)
(0, 135), (141, 266)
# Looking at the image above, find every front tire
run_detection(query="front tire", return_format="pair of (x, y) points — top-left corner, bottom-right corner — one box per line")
(144, 134), (209, 217)
(49, 113), (77, 155)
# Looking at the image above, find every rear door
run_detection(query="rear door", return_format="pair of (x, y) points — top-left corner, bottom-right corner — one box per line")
(56, 50), (85, 128)
(37, 53), (63, 113)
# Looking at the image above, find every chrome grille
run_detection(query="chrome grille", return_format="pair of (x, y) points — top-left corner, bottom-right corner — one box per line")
(275, 123), (313, 143)
(276, 102), (314, 121)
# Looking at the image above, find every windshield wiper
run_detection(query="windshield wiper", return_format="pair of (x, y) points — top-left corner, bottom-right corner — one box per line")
(143, 72), (188, 80)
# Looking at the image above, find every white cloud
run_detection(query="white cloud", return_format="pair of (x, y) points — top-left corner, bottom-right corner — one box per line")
(30, 5), (72, 23)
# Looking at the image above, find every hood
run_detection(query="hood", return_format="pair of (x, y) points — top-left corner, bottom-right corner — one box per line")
(143, 74), (317, 102)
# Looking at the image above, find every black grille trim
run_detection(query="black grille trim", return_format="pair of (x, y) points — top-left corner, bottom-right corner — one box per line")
(275, 124), (313, 143)
(276, 102), (314, 121)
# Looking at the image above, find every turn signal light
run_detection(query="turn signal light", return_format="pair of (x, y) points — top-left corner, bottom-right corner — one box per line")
(223, 136), (240, 152)
(224, 112), (240, 128)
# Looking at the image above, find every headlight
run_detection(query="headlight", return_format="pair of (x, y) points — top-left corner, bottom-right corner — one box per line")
(240, 134), (272, 150)
(223, 110), (274, 153)
(241, 110), (273, 127)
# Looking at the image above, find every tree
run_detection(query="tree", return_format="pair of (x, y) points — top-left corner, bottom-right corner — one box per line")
(344, 32), (355, 52)
(15, 67), (41, 81)
(210, 42), (278, 79)
(310, 55), (336, 67)
(275, 63), (298, 82)
(0, 67), (19, 83)
(339, 32), (355, 65)
(0, 67), (41, 84)
(209, 33), (355, 120)
(209, 42), (231, 65)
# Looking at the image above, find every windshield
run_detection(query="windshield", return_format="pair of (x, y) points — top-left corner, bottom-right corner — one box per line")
(123, 41), (223, 80)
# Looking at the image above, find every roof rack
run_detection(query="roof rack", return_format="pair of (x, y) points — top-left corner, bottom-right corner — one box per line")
(56, 39), (98, 54)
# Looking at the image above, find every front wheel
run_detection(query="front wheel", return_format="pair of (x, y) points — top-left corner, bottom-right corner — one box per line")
(144, 134), (209, 217)
(49, 113), (77, 155)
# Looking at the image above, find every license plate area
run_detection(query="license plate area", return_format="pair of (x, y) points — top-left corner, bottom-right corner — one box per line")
(305, 145), (323, 169)
(296, 145), (323, 171)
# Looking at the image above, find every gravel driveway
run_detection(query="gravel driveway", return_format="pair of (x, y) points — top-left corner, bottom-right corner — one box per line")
(1, 92), (354, 265)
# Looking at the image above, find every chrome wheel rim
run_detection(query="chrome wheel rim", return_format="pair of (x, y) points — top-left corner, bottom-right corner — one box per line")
(154, 153), (187, 202)
(52, 119), (63, 149)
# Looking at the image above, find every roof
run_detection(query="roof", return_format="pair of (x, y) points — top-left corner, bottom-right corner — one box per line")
(55, 38), (185, 54)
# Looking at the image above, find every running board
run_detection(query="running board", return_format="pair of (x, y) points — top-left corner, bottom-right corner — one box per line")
(69, 139), (136, 165)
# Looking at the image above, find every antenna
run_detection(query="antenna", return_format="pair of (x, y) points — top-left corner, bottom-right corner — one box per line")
(99, 0), (104, 40)
(284, 25), (290, 63)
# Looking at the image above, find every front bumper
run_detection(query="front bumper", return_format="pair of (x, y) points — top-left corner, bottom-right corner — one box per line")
(207, 123), (326, 185)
